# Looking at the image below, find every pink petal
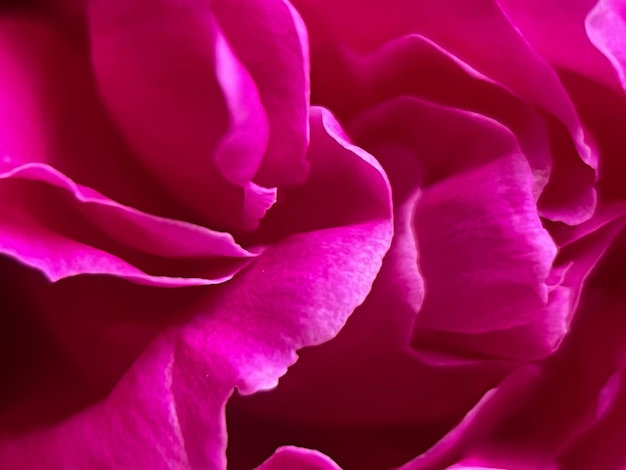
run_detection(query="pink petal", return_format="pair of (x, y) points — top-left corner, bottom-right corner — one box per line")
(350, 95), (538, 190)
(0, 17), (186, 218)
(294, 0), (598, 224)
(559, 371), (626, 469)
(251, 106), (392, 242)
(408, 112), (562, 359)
(255, 446), (342, 470)
(440, 227), (626, 470)
(0, 108), (393, 469)
(0, 267), (216, 431)
(88, 0), (274, 231)
(0, 162), (255, 285)
(497, 0), (621, 92)
(226, 183), (511, 468)
(586, 0), (626, 92)
(399, 366), (540, 470)
(0, 17), (259, 285)
(211, 0), (311, 187)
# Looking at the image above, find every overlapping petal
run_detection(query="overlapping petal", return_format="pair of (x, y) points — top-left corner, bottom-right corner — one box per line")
(211, 0), (311, 187)
(88, 0), (276, 232)
(415, 219), (626, 470)
(255, 447), (342, 470)
(0, 107), (393, 469)
(586, 0), (626, 92)
(292, 0), (598, 224)
(0, 17), (255, 285)
(0, 162), (255, 285)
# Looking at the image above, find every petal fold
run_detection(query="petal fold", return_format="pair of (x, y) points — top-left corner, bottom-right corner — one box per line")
(88, 0), (274, 231)
(0, 108), (393, 470)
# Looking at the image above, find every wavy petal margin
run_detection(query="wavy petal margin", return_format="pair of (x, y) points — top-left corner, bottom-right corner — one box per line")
(0, 107), (393, 469)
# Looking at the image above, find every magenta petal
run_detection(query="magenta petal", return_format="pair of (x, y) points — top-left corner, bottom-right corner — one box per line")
(0, 17), (188, 217)
(559, 371), (626, 469)
(497, 0), (621, 92)
(0, 163), (255, 285)
(417, 1), (596, 173)
(442, 230), (626, 470)
(89, 0), (273, 231)
(212, 0), (311, 187)
(255, 446), (342, 470)
(411, 116), (563, 359)
(0, 108), (392, 469)
(586, 0), (626, 92)
(295, 0), (598, 223)
(399, 366), (540, 470)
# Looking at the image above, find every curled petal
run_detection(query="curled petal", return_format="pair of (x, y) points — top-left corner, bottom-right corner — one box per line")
(399, 366), (540, 470)
(0, 162), (255, 285)
(211, 0), (311, 187)
(497, 0), (620, 91)
(255, 446), (342, 470)
(89, 0), (274, 231)
(586, 0), (626, 92)
(294, 0), (598, 224)
(0, 108), (393, 469)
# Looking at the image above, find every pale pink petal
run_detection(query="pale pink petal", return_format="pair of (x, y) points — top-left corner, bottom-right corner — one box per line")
(212, 0), (311, 187)
(254, 446), (342, 470)
(88, 0), (274, 231)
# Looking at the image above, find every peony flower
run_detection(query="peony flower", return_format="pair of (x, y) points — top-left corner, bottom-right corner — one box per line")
(3, 1), (626, 470)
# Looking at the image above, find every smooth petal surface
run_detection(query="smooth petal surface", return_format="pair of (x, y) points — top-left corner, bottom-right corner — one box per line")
(297, 0), (593, 163)
(0, 16), (259, 285)
(89, 0), (274, 231)
(350, 95), (565, 361)
(400, 366), (540, 470)
(255, 447), (342, 470)
(294, 0), (598, 224)
(0, 108), (393, 469)
(211, 0), (311, 187)
(413, 151), (564, 359)
(349, 36), (597, 223)
(587, 0), (626, 91)
(0, 162), (255, 285)
(497, 0), (620, 91)
(0, 17), (186, 217)
(431, 221), (626, 470)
